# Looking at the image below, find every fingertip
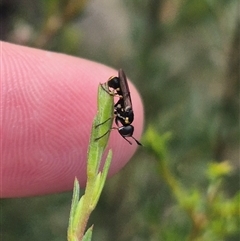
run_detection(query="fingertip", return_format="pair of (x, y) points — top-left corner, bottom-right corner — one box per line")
(2, 42), (144, 197)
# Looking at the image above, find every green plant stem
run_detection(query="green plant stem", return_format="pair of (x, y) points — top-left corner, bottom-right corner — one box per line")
(67, 84), (114, 241)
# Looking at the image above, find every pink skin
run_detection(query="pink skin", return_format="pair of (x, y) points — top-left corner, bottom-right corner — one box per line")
(1, 42), (144, 198)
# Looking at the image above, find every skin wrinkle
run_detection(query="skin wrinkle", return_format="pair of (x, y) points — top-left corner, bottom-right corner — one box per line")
(1, 42), (144, 197)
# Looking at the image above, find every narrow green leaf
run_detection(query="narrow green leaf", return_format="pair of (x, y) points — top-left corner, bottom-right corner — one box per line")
(97, 150), (113, 198)
(72, 194), (85, 228)
(87, 84), (114, 177)
(89, 150), (113, 210)
(68, 178), (80, 238)
(82, 225), (93, 241)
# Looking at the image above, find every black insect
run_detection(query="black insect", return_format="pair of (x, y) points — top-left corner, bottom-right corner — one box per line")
(95, 69), (142, 146)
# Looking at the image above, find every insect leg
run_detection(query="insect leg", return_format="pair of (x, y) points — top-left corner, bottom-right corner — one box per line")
(131, 136), (142, 146)
(95, 117), (112, 128)
(94, 129), (111, 141)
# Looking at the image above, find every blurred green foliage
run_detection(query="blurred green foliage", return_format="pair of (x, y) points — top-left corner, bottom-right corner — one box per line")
(2, 0), (239, 240)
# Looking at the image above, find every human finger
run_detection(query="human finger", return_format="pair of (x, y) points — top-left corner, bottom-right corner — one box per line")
(2, 42), (144, 197)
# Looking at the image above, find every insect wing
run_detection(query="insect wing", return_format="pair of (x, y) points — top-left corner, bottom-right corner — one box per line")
(118, 69), (132, 108)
